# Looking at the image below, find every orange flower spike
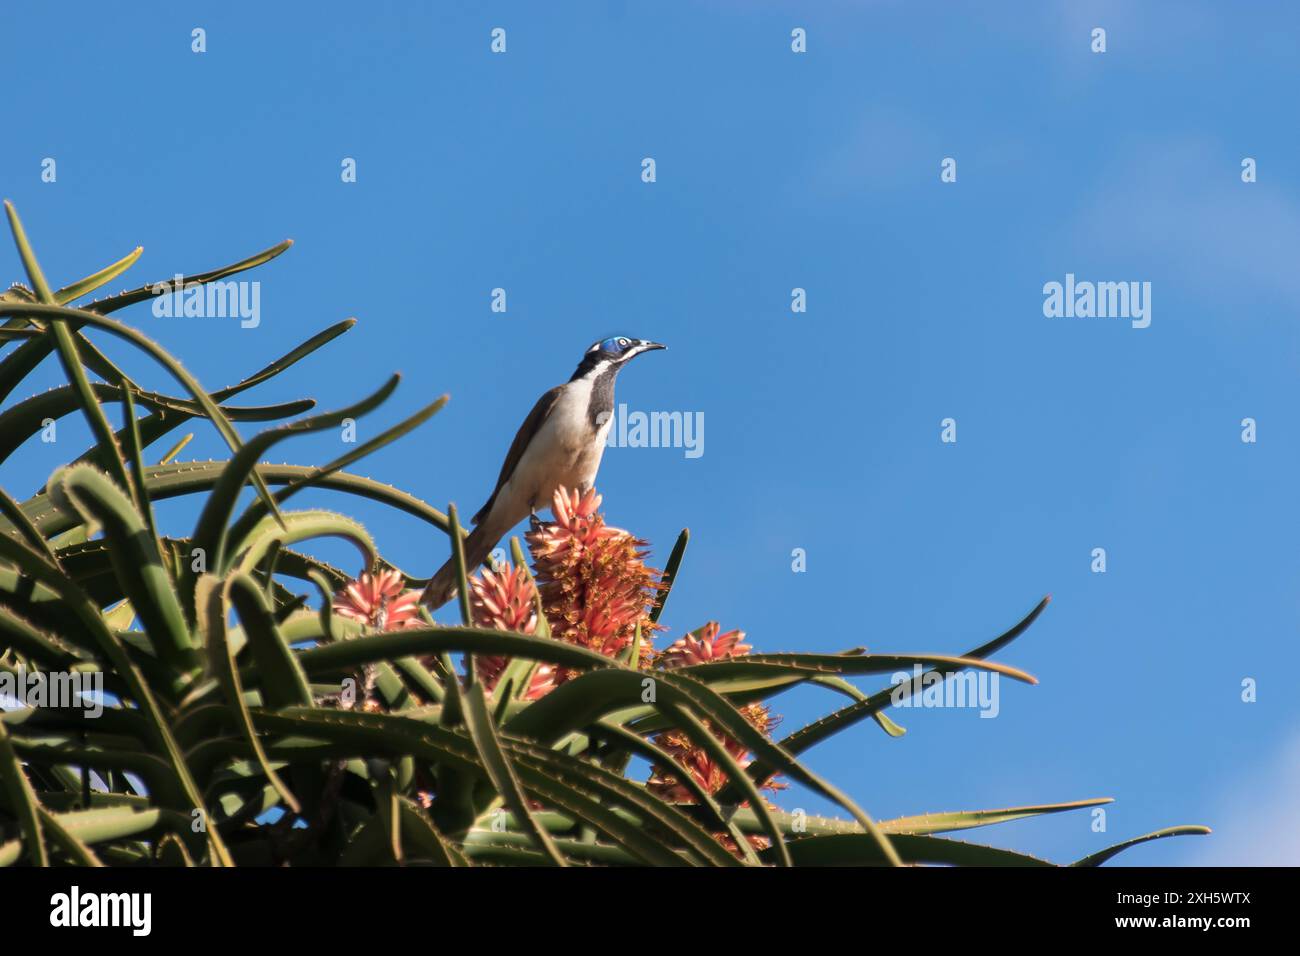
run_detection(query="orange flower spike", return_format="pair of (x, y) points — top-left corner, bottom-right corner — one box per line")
(526, 485), (664, 682)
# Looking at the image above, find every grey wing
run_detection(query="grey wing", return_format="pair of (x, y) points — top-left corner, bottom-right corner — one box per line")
(471, 385), (563, 526)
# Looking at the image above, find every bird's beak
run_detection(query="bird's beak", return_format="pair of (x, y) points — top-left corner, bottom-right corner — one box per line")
(638, 340), (666, 352)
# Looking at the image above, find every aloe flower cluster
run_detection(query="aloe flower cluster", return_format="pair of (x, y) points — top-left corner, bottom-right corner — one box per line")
(467, 564), (556, 700)
(333, 486), (787, 808)
(510, 490), (783, 804)
(524, 487), (661, 678)
(332, 569), (422, 631)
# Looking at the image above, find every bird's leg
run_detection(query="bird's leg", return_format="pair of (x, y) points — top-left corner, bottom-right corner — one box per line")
(528, 504), (542, 532)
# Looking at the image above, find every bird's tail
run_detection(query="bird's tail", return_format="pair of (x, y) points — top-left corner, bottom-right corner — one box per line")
(420, 521), (502, 610)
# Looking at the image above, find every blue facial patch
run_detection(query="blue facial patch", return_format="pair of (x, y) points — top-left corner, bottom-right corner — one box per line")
(600, 336), (629, 352)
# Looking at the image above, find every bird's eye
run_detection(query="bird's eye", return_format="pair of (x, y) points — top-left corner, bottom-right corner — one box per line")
(617, 337), (630, 348)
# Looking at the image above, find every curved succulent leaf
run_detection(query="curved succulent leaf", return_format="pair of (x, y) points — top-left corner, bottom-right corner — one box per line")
(753, 596), (1053, 782)
(0, 532), (233, 865)
(53, 246), (144, 305)
(198, 572), (301, 815)
(229, 509), (376, 579)
(5, 203), (136, 497)
(82, 239), (292, 316)
(226, 574), (312, 709)
(767, 833), (1055, 867)
(46, 465), (194, 674)
(462, 683), (566, 865)
(0, 721), (47, 865)
(0, 384), (314, 467)
(650, 528), (687, 624)
(36, 806), (104, 866)
(882, 798), (1114, 835)
(6, 463), (450, 544)
(1070, 825), (1212, 867)
(190, 374), (399, 571)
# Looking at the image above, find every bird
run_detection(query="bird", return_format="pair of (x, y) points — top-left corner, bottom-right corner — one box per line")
(421, 335), (665, 609)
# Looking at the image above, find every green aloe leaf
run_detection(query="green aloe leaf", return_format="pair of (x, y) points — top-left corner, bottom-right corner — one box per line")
(1070, 825), (1212, 866)
(0, 533), (233, 865)
(36, 806), (104, 866)
(0, 220), (139, 400)
(226, 394), (449, 550)
(6, 462), (449, 545)
(502, 667), (851, 865)
(46, 465), (194, 675)
(461, 831), (639, 865)
(759, 596), (1053, 777)
(0, 298), (284, 527)
(723, 807), (870, 838)
(1, 238), (290, 406)
(225, 573), (312, 709)
(154, 832), (195, 867)
(680, 652), (1036, 685)
(250, 708), (726, 866)
(83, 239), (293, 315)
(391, 655), (446, 705)
(766, 833), (1056, 866)
(396, 798), (468, 866)
(197, 573), (301, 816)
(500, 737), (736, 867)
(2, 703), (148, 742)
(230, 509), (376, 579)
(650, 528), (687, 624)
(805, 674), (907, 736)
(589, 719), (736, 834)
(0, 324), (135, 404)
(0, 721), (47, 865)
(0, 385), (313, 467)
(0, 605), (85, 669)
(659, 700), (784, 865)
(429, 507), (471, 822)
(462, 682), (566, 865)
(38, 806), (176, 845)
(502, 664), (884, 862)
(191, 373), (400, 572)
(650, 669), (901, 865)
(505, 667), (663, 742)
(5, 202), (136, 498)
(881, 798), (1113, 835)
(69, 317), (354, 472)
(52, 246), (144, 305)
(447, 503), (473, 626)
(119, 383), (160, 546)
(103, 598), (135, 630)
(157, 434), (193, 465)
(290, 625), (618, 681)
(0, 484), (59, 565)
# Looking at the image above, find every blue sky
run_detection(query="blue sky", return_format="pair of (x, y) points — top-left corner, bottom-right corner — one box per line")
(3, 1), (1298, 864)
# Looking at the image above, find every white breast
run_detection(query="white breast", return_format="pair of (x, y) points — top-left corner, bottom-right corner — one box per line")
(491, 380), (608, 526)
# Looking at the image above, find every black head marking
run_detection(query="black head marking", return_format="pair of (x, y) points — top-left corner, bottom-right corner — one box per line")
(570, 336), (664, 381)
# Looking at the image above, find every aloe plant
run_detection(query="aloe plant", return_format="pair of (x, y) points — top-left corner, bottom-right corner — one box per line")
(0, 202), (1208, 866)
